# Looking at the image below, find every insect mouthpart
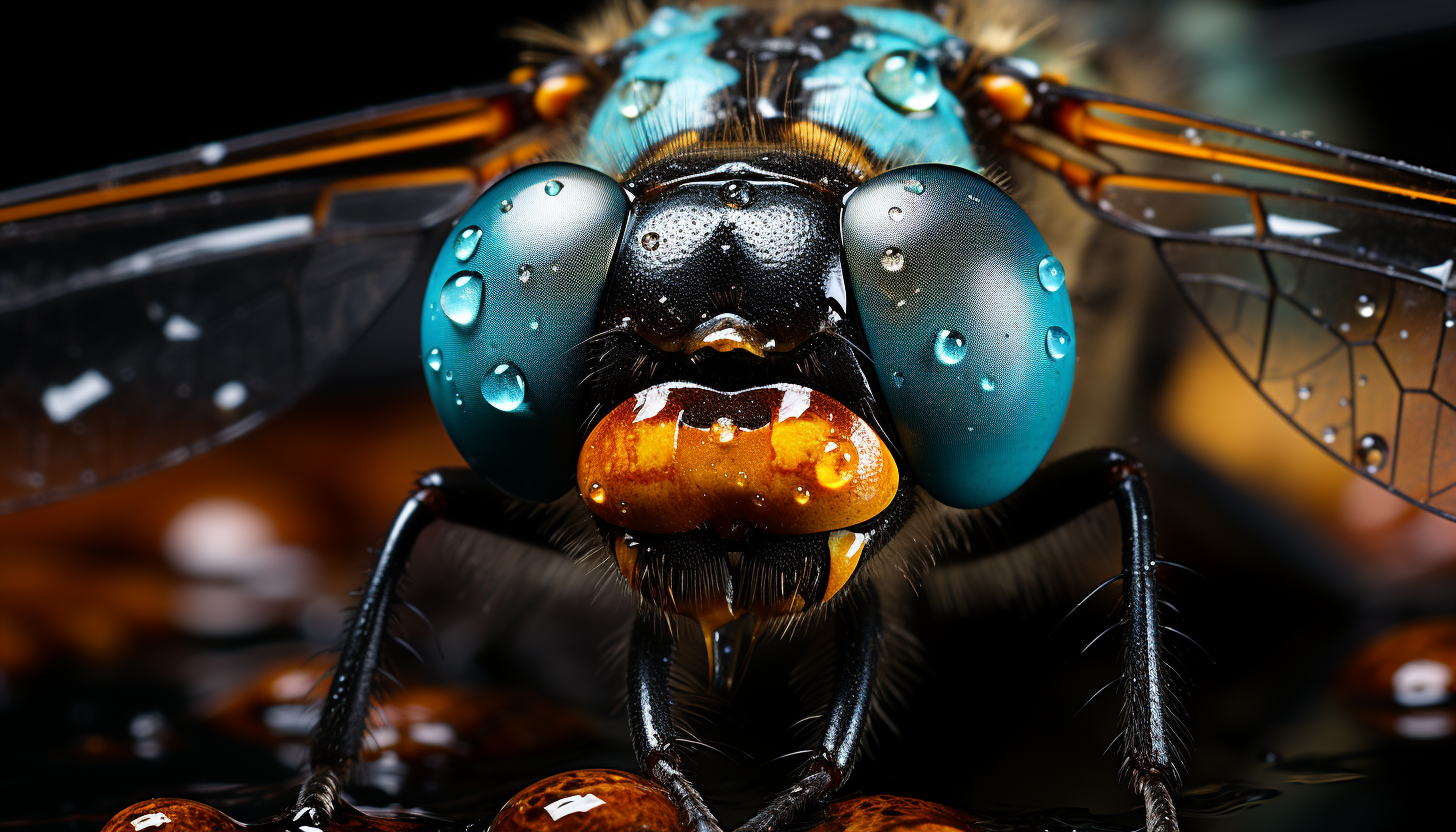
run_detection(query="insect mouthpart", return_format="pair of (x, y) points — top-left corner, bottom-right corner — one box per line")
(578, 380), (907, 676)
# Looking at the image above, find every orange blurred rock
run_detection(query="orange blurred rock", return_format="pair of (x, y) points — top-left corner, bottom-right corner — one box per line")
(807, 796), (985, 832)
(490, 769), (679, 832)
(209, 657), (594, 761)
(1339, 617), (1456, 707)
(1338, 616), (1456, 739)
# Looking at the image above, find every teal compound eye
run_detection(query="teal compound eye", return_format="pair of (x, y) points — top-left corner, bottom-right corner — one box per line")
(421, 163), (629, 502)
(841, 164), (1075, 509)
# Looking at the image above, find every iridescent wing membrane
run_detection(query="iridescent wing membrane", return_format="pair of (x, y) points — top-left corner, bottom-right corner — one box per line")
(988, 70), (1456, 519)
(0, 81), (543, 513)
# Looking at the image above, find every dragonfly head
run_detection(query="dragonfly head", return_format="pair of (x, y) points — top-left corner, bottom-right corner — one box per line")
(420, 157), (1074, 670)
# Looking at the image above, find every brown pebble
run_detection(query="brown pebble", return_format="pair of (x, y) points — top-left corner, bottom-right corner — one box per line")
(807, 795), (985, 832)
(490, 769), (679, 832)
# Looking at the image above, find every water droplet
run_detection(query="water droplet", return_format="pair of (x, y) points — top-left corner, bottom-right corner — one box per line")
(1038, 255), (1065, 292)
(445, 370), (453, 381)
(719, 179), (755, 208)
(530, 317), (541, 331)
(708, 416), (738, 443)
(1338, 397), (1349, 407)
(1400, 329), (1409, 339)
(544, 180), (563, 196)
(440, 273), (483, 325)
(891, 371), (905, 388)
(881, 247), (905, 272)
(888, 206), (904, 222)
(617, 501), (630, 515)
(1045, 326), (1071, 360)
(641, 232), (660, 250)
(1358, 374), (1368, 386)
(453, 226), (482, 261)
(427, 348), (443, 371)
(1356, 294), (1376, 317)
(454, 392), (464, 406)
(865, 50), (941, 112)
(752, 493), (766, 507)
(499, 199), (513, 213)
(618, 78), (665, 119)
(1321, 426), (1337, 444)
(980, 375), (996, 392)
(903, 179), (925, 195)
(589, 482), (606, 504)
(1356, 434), (1389, 473)
(517, 264), (533, 285)
(794, 486), (811, 506)
(480, 362), (527, 411)
(734, 471), (749, 488)
(1297, 384), (1313, 401)
(934, 329), (968, 365)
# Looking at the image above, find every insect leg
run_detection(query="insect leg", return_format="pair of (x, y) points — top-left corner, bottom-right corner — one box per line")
(736, 587), (880, 832)
(294, 467), (554, 827)
(944, 448), (1181, 832)
(629, 616), (724, 832)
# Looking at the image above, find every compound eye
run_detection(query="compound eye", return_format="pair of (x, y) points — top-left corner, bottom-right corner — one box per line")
(422, 163), (629, 502)
(841, 164), (1075, 509)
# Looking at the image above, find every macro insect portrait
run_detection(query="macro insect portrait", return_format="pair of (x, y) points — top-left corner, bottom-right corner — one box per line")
(2, 2), (1455, 832)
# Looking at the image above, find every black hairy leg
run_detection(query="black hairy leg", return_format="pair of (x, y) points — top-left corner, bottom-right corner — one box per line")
(628, 589), (882, 832)
(293, 468), (562, 829)
(935, 448), (1181, 832)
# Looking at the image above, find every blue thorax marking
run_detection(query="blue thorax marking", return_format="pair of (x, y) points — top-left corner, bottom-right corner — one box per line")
(583, 5), (977, 176)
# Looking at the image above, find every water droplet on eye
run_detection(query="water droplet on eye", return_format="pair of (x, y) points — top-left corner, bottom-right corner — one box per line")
(881, 247), (905, 272)
(891, 371), (905, 388)
(888, 206), (904, 222)
(1297, 384), (1313, 401)
(719, 179), (755, 208)
(454, 392), (464, 406)
(499, 199), (513, 213)
(529, 317), (540, 331)
(865, 49), (941, 112)
(641, 232), (660, 251)
(445, 370), (453, 381)
(480, 362), (527, 411)
(794, 486), (811, 505)
(517, 264), (533, 285)
(903, 179), (925, 195)
(980, 375), (996, 392)
(708, 416), (738, 443)
(1045, 326), (1071, 360)
(544, 180), (563, 196)
(618, 78), (665, 118)
(1321, 426), (1337, 444)
(589, 482), (606, 503)
(752, 493), (766, 507)
(453, 226), (482, 261)
(934, 329), (967, 365)
(1356, 433), (1389, 473)
(1356, 294), (1376, 318)
(427, 348), (443, 371)
(1038, 255), (1065, 292)
(440, 273), (483, 325)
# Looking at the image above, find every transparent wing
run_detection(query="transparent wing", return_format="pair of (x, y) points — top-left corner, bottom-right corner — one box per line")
(985, 68), (1456, 519)
(0, 80), (563, 513)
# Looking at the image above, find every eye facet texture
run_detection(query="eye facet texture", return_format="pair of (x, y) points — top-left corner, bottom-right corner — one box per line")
(842, 164), (1075, 508)
(421, 163), (629, 502)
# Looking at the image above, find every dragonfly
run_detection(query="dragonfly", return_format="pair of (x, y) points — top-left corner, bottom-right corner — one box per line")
(2, 2), (1454, 832)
